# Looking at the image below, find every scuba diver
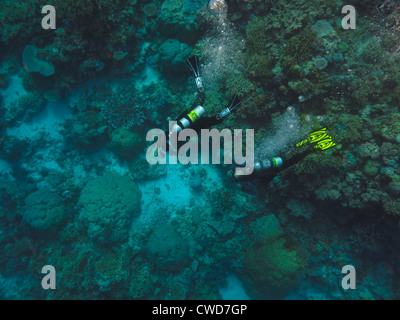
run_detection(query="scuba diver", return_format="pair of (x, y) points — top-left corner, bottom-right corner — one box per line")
(230, 127), (337, 195)
(170, 55), (241, 134)
(156, 55), (241, 157)
(155, 55), (336, 195)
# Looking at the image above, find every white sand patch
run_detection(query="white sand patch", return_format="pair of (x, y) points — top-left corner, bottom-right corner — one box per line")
(6, 99), (71, 140)
(0, 159), (13, 179)
(136, 161), (225, 224)
(0, 75), (28, 107)
(219, 274), (251, 300)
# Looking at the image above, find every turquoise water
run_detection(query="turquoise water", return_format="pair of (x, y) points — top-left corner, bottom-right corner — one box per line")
(0, 0), (400, 300)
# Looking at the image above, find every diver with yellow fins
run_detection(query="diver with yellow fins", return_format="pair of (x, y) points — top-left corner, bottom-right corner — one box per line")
(159, 55), (336, 191)
(231, 127), (337, 193)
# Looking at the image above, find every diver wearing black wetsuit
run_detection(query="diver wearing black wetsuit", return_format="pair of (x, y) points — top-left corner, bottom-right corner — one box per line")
(163, 56), (240, 146)
(231, 127), (336, 194)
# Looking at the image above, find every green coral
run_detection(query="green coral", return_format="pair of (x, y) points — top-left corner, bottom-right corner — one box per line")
(145, 223), (190, 272)
(159, 39), (192, 65)
(158, 0), (206, 43)
(372, 113), (400, 142)
(23, 188), (69, 235)
(282, 29), (316, 72)
(94, 246), (134, 295)
(129, 157), (167, 180)
(335, 114), (363, 146)
(47, 0), (131, 45)
(266, 5), (308, 34)
(68, 110), (109, 152)
(358, 142), (380, 159)
(23, 45), (55, 77)
(242, 214), (307, 299)
(128, 261), (154, 299)
(383, 198), (400, 215)
(110, 127), (145, 160)
(288, 68), (330, 98)
(248, 214), (283, 244)
(363, 160), (379, 177)
(393, 84), (400, 104)
(0, 1), (40, 42)
(143, 3), (158, 17)
(225, 70), (254, 99)
(291, 152), (343, 175)
(48, 246), (97, 299)
(246, 53), (273, 79)
(3, 92), (45, 124)
(245, 17), (268, 52)
(78, 172), (142, 245)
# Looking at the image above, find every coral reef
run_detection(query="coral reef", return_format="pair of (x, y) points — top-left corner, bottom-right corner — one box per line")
(159, 39), (192, 75)
(110, 127), (145, 161)
(78, 172), (141, 245)
(23, 188), (69, 235)
(23, 46), (55, 77)
(1, 0), (400, 301)
(242, 214), (308, 299)
(157, 0), (207, 44)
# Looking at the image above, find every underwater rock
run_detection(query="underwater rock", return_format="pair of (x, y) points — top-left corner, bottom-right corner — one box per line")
(23, 188), (69, 235)
(22, 45), (55, 77)
(159, 39), (192, 74)
(359, 142), (380, 159)
(248, 214), (283, 244)
(44, 88), (62, 102)
(146, 223), (190, 272)
(363, 160), (379, 177)
(158, 0), (207, 44)
(189, 176), (203, 191)
(242, 232), (307, 299)
(129, 157), (167, 181)
(286, 199), (314, 219)
(311, 20), (334, 38)
(3, 92), (45, 125)
(78, 172), (142, 245)
(312, 56), (328, 70)
(166, 281), (186, 300)
(242, 214), (307, 299)
(0, 135), (28, 162)
(128, 262), (154, 299)
(143, 3), (158, 17)
(110, 127), (145, 161)
(67, 110), (109, 153)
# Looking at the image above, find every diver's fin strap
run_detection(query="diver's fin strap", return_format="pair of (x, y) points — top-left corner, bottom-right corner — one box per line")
(295, 139), (308, 147)
(308, 128), (329, 144)
(312, 138), (336, 150)
(296, 128), (336, 151)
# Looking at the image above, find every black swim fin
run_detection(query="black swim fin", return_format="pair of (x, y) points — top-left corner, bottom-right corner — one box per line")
(228, 94), (241, 111)
(217, 94), (241, 120)
(186, 55), (201, 78)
